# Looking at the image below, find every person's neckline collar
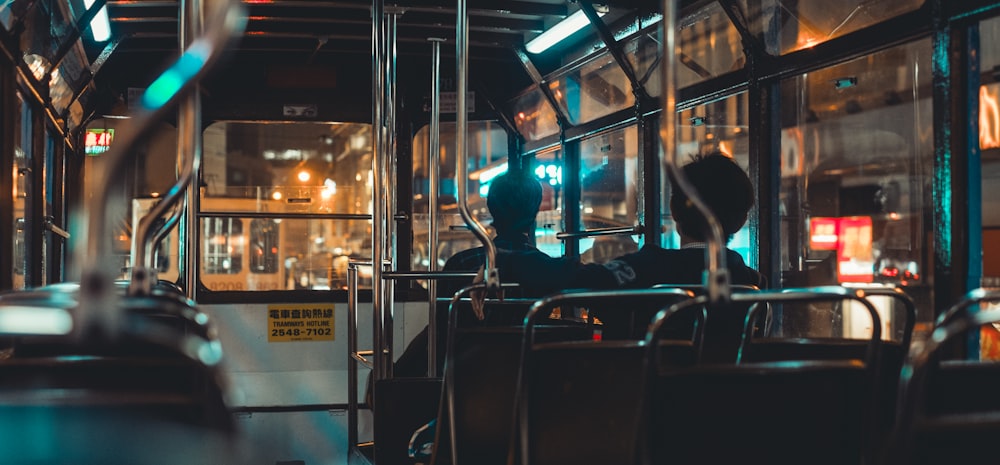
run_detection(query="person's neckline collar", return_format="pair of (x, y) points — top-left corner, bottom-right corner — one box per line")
(681, 242), (707, 249)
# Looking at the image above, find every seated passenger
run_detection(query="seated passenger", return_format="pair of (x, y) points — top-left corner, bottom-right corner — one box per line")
(483, 152), (764, 338)
(394, 169), (544, 378)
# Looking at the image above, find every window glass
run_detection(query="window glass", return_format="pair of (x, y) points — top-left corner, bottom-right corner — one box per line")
(626, 3), (744, 96)
(664, 92), (751, 262)
(739, 0), (923, 55)
(533, 147), (564, 258)
(579, 125), (640, 264)
(510, 88), (560, 141)
(202, 218), (243, 275)
(778, 39), (933, 339)
(549, 52), (635, 125)
(978, 16), (1000, 359)
(199, 121), (372, 291)
(411, 121), (508, 271)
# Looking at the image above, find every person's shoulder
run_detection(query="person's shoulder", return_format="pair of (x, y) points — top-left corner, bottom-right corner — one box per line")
(443, 246), (486, 271)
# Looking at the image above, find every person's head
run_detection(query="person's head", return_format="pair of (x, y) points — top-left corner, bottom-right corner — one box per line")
(487, 170), (543, 235)
(669, 152), (754, 243)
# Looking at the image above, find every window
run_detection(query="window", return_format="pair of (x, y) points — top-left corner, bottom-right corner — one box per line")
(777, 39), (933, 338)
(579, 125), (640, 264)
(199, 121), (372, 291)
(549, 52), (635, 125)
(510, 88), (561, 141)
(667, 92), (752, 262)
(739, 0), (923, 55)
(202, 218), (243, 275)
(411, 121), (509, 271)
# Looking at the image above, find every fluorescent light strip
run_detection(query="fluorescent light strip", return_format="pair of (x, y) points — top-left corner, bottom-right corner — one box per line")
(83, 0), (111, 42)
(525, 9), (605, 54)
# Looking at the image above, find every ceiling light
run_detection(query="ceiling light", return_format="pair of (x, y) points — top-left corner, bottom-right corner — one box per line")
(525, 9), (605, 54)
(83, 0), (111, 42)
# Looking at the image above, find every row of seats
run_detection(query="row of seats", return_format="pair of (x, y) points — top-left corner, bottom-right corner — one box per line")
(0, 281), (243, 464)
(373, 284), (1000, 465)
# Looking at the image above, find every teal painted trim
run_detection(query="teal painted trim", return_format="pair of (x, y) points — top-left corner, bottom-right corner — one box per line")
(933, 29), (953, 271)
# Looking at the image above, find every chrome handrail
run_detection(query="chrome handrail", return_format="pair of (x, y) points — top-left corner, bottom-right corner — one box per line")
(455, 0), (497, 291)
(555, 225), (643, 240)
(736, 286), (883, 364)
(658, 0), (729, 305)
(72, 0), (246, 334)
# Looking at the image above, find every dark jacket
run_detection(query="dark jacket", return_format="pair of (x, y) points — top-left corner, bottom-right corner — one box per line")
(496, 244), (764, 341)
(497, 244), (764, 293)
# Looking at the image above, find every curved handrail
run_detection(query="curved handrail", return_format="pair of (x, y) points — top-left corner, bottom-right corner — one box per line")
(934, 287), (994, 328)
(854, 285), (918, 348)
(454, 0), (497, 291)
(736, 286), (883, 364)
(72, 0), (246, 334)
(892, 289), (1000, 463)
(130, 74), (200, 296)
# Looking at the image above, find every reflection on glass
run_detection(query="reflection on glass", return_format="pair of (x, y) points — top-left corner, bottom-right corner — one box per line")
(579, 125), (640, 264)
(739, 0), (923, 55)
(549, 52), (634, 125)
(665, 92), (751, 262)
(510, 88), (560, 141)
(980, 16), (1000, 360)
(778, 39), (932, 336)
(627, 2), (744, 95)
(199, 121), (373, 291)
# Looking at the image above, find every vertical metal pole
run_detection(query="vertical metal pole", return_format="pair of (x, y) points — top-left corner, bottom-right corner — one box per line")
(347, 262), (359, 449)
(181, 0), (203, 300)
(658, 0), (729, 303)
(371, 0), (387, 381)
(428, 37), (444, 377)
(383, 12), (398, 378)
(456, 0), (496, 286)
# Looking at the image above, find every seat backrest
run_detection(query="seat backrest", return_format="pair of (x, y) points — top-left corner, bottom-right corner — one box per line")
(890, 289), (1000, 465)
(650, 360), (868, 465)
(514, 288), (697, 465)
(431, 284), (595, 465)
(737, 286), (916, 451)
(645, 287), (884, 465)
(436, 324), (592, 465)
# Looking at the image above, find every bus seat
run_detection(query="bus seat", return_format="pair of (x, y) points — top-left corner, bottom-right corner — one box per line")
(890, 288), (1000, 465)
(425, 285), (595, 465)
(645, 287), (884, 465)
(513, 287), (696, 465)
(650, 360), (868, 465)
(738, 286), (916, 451)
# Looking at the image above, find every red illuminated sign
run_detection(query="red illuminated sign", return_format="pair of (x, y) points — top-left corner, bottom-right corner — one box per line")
(809, 216), (874, 283)
(85, 129), (114, 156)
(809, 217), (839, 250)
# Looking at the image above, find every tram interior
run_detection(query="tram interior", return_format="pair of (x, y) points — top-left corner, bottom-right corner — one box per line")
(5, 0), (1000, 463)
